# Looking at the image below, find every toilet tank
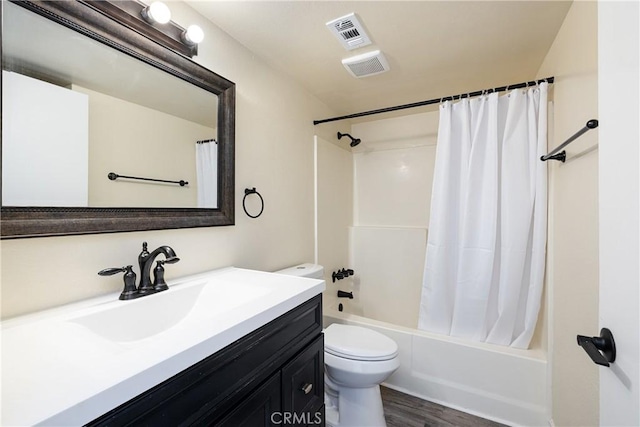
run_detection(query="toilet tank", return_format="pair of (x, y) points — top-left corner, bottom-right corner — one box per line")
(275, 263), (324, 280)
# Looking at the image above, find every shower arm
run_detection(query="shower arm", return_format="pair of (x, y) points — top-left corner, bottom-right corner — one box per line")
(337, 132), (361, 147)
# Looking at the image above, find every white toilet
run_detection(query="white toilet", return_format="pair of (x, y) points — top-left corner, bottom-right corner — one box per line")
(275, 264), (400, 427)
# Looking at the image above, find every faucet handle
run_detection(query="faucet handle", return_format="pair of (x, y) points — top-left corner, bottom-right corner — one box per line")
(98, 265), (140, 300)
(332, 271), (344, 282)
(153, 260), (169, 292)
(98, 266), (128, 276)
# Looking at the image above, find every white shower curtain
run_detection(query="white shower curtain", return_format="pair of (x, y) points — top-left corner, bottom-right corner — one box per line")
(418, 83), (548, 348)
(196, 141), (218, 208)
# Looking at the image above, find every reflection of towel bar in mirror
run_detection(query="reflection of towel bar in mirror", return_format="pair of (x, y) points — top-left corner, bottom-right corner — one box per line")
(108, 172), (188, 187)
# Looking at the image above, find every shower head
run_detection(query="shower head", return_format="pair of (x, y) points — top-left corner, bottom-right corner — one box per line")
(337, 132), (361, 147)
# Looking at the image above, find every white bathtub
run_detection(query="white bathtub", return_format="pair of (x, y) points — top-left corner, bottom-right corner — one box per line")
(323, 297), (548, 426)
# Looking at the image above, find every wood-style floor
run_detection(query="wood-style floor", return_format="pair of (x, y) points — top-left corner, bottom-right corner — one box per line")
(381, 386), (507, 427)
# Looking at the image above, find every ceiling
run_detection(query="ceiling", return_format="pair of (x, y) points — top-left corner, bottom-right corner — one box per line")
(188, 1), (572, 121)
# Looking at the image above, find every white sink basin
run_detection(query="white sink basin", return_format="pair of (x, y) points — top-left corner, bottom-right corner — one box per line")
(1, 267), (324, 427)
(69, 280), (270, 342)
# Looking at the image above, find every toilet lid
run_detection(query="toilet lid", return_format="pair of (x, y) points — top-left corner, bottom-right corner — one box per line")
(324, 324), (398, 361)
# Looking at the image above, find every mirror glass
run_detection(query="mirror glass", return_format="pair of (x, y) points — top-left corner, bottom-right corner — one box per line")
(2, 1), (219, 209)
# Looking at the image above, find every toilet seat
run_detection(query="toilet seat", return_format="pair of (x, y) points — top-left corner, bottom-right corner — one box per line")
(324, 324), (398, 361)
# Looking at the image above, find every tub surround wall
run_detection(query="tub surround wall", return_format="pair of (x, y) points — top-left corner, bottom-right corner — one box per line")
(0, 1), (342, 319)
(349, 226), (425, 328)
(345, 112), (436, 330)
(315, 136), (353, 297)
(535, 2), (599, 425)
(351, 112), (437, 228)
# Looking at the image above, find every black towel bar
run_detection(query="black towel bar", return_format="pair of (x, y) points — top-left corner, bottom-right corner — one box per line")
(108, 172), (188, 186)
(541, 119), (599, 162)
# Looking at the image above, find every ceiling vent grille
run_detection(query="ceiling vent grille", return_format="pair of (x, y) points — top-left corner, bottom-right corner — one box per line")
(326, 13), (372, 51)
(342, 50), (390, 78)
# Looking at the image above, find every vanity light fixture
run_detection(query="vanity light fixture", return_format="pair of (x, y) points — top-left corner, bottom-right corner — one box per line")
(183, 24), (204, 45)
(141, 1), (171, 25)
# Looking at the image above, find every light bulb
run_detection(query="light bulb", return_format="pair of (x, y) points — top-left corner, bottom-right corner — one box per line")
(142, 2), (171, 24)
(184, 25), (204, 44)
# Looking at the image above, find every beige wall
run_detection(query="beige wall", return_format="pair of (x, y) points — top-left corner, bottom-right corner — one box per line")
(0, 1), (341, 319)
(75, 85), (214, 208)
(536, 2), (600, 425)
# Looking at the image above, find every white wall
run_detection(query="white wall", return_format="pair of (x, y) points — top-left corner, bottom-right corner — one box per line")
(535, 2), (600, 425)
(0, 1), (341, 319)
(598, 1), (640, 425)
(2, 71), (89, 206)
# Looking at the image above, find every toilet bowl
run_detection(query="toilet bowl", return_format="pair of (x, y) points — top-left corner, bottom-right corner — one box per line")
(274, 264), (400, 427)
(323, 323), (400, 427)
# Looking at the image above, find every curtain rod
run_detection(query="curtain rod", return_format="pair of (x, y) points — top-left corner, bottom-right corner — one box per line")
(313, 76), (555, 125)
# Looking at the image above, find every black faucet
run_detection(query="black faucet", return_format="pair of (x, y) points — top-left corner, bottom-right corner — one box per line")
(337, 290), (354, 299)
(332, 268), (355, 282)
(138, 242), (180, 294)
(98, 265), (140, 300)
(332, 271), (344, 282)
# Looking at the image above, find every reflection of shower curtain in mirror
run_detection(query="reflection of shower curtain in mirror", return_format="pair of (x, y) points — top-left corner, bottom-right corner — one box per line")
(418, 83), (548, 349)
(196, 140), (217, 208)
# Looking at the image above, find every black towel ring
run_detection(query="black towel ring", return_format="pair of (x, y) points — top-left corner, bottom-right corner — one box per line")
(243, 188), (264, 218)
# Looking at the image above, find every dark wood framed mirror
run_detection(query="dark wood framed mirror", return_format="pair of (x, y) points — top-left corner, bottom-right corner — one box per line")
(1, 0), (235, 239)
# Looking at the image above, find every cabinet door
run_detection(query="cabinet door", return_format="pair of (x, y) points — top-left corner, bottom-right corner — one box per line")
(282, 334), (324, 425)
(216, 373), (281, 427)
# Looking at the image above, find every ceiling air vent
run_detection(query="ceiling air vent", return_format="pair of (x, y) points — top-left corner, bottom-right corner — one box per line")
(326, 13), (372, 51)
(342, 50), (390, 78)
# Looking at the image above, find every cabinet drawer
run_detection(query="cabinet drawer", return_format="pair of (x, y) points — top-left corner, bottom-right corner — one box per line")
(282, 334), (324, 421)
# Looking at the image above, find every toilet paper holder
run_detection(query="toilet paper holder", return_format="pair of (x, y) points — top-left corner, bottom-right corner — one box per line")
(577, 328), (616, 367)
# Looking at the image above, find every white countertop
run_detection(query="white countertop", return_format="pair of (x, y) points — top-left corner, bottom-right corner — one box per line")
(1, 267), (325, 426)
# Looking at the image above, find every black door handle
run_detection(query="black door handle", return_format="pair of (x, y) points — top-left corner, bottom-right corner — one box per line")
(577, 328), (616, 367)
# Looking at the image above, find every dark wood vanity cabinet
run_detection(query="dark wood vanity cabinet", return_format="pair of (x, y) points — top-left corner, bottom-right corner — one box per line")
(87, 295), (324, 427)
(217, 336), (325, 427)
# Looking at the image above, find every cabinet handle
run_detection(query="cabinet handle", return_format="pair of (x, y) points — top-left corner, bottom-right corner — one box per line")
(301, 383), (313, 395)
